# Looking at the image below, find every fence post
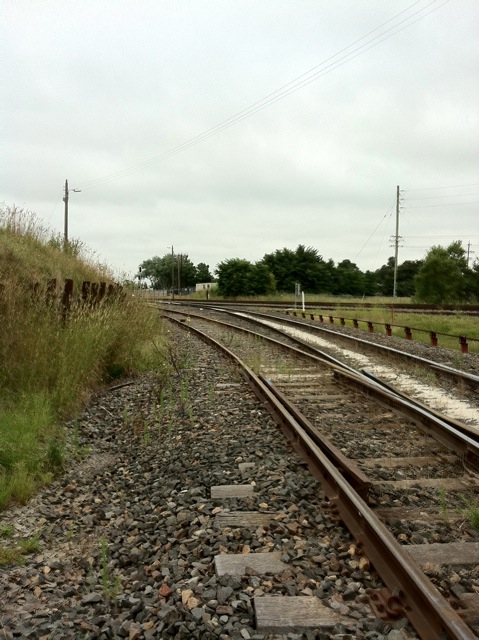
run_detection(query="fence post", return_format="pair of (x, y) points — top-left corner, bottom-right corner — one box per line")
(319, 315), (324, 323)
(82, 281), (91, 304)
(340, 317), (345, 326)
(385, 323), (392, 336)
(310, 313), (315, 320)
(459, 336), (468, 354)
(430, 331), (438, 347)
(367, 322), (374, 333)
(353, 319), (359, 329)
(405, 327), (412, 340)
(62, 279), (73, 320)
(329, 316), (334, 324)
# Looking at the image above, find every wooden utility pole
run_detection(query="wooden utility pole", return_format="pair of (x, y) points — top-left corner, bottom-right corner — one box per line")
(171, 245), (174, 300)
(393, 185), (400, 298)
(63, 179), (69, 249)
(63, 179), (81, 250)
(177, 254), (181, 296)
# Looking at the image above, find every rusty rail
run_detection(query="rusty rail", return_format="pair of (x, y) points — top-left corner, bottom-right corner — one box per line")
(167, 315), (477, 640)
(286, 310), (477, 353)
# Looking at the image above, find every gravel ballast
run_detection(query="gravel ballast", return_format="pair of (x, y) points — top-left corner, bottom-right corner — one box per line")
(1, 325), (424, 639)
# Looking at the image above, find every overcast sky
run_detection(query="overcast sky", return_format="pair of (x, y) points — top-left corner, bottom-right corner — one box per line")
(3, 0), (479, 281)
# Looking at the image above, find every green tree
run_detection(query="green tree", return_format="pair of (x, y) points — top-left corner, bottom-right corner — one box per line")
(195, 262), (214, 283)
(138, 253), (196, 290)
(261, 245), (331, 293)
(374, 257), (423, 297)
(216, 258), (275, 297)
(467, 259), (479, 302)
(333, 260), (364, 296)
(414, 241), (469, 304)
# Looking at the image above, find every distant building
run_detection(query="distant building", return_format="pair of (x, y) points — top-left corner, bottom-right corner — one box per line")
(195, 282), (215, 292)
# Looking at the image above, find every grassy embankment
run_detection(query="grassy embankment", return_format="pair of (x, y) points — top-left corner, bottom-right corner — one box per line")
(0, 206), (170, 510)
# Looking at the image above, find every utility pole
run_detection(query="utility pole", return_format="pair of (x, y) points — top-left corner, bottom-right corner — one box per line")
(63, 179), (81, 250)
(467, 241), (475, 267)
(63, 179), (69, 249)
(392, 185), (400, 298)
(177, 254), (181, 296)
(171, 245), (174, 300)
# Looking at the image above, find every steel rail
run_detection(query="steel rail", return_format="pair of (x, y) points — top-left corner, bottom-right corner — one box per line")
(159, 307), (479, 459)
(220, 308), (479, 391)
(361, 369), (479, 442)
(166, 315), (477, 640)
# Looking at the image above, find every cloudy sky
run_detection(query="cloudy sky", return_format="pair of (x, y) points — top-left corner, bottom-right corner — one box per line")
(3, 0), (479, 281)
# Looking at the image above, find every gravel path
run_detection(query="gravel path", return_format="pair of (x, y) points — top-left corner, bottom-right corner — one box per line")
(0, 326), (418, 640)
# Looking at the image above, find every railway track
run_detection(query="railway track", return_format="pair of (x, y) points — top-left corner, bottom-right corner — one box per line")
(158, 304), (479, 432)
(1, 306), (479, 639)
(159, 305), (479, 639)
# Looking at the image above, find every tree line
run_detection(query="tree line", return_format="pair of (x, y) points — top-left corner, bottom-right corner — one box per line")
(138, 241), (479, 304)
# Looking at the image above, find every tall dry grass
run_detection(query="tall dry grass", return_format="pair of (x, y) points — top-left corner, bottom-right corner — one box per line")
(0, 205), (170, 508)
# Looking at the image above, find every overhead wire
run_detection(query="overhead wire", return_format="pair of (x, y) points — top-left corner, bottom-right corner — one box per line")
(75, 0), (449, 191)
(405, 182), (479, 192)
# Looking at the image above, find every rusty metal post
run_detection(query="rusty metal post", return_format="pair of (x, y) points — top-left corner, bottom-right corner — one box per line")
(368, 321), (374, 333)
(302, 312), (306, 319)
(353, 319), (359, 329)
(82, 281), (91, 304)
(459, 336), (468, 353)
(340, 317), (345, 326)
(329, 315), (334, 324)
(405, 327), (412, 340)
(319, 315), (324, 322)
(430, 331), (438, 347)
(385, 323), (392, 337)
(310, 314), (315, 321)
(62, 279), (73, 320)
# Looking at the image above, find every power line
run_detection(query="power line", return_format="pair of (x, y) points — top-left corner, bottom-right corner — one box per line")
(406, 193), (479, 200)
(405, 182), (479, 192)
(404, 201), (479, 208)
(74, 0), (448, 191)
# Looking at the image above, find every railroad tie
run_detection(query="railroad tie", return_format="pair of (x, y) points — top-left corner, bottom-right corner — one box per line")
(210, 484), (255, 499)
(211, 470), (353, 634)
(405, 542), (479, 626)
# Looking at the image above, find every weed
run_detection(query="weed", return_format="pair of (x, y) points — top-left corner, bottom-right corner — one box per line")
(179, 378), (189, 408)
(99, 538), (121, 601)
(141, 424), (151, 446)
(459, 495), (479, 529)
(208, 383), (215, 403)
(0, 524), (13, 538)
(18, 534), (40, 554)
(0, 546), (25, 566)
(438, 488), (448, 516)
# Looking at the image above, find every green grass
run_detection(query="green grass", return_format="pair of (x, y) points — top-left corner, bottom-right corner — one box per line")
(302, 305), (479, 353)
(0, 205), (172, 509)
(0, 534), (41, 566)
